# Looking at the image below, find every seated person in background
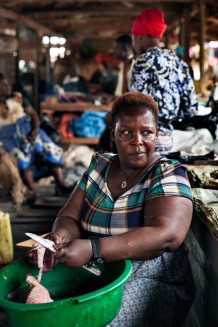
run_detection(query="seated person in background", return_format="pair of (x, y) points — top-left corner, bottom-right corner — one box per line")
(47, 92), (195, 326)
(98, 34), (135, 152)
(0, 73), (72, 202)
(130, 8), (198, 154)
(89, 62), (107, 84)
(89, 61), (117, 95)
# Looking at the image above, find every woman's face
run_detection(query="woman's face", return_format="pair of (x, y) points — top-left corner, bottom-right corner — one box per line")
(111, 107), (158, 169)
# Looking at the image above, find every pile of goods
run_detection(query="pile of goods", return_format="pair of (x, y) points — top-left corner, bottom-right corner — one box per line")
(187, 165), (218, 237)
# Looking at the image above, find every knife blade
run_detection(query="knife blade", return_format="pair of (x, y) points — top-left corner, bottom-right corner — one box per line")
(25, 232), (56, 252)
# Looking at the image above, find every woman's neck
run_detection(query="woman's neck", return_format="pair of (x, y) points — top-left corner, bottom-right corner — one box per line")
(142, 38), (160, 54)
(108, 153), (161, 199)
(119, 153), (160, 173)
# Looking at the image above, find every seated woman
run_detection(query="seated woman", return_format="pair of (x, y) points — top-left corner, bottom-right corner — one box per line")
(44, 92), (195, 326)
(0, 73), (71, 202)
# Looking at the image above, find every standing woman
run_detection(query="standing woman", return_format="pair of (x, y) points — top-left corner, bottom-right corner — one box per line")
(130, 8), (198, 154)
(45, 92), (195, 326)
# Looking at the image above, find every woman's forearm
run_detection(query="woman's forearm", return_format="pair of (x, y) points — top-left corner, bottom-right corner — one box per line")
(99, 226), (181, 262)
(52, 216), (82, 240)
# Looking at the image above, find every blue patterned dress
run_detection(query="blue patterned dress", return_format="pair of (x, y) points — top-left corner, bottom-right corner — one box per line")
(130, 47), (198, 153)
(78, 152), (195, 326)
(0, 115), (63, 179)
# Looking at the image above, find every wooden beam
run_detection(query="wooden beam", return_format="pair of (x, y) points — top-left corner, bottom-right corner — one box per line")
(55, 0), (193, 2)
(27, 8), (181, 19)
(10, 0), (194, 4)
(0, 8), (57, 36)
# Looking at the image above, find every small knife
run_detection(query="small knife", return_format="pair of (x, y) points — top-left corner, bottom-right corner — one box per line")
(25, 232), (56, 252)
(25, 232), (101, 276)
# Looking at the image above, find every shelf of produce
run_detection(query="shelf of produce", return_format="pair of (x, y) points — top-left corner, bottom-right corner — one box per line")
(60, 137), (100, 145)
(41, 102), (111, 114)
(40, 101), (110, 146)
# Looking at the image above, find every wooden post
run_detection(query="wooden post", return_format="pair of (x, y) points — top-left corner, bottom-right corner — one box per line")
(179, 16), (185, 51)
(199, 0), (205, 88)
(179, 6), (191, 65)
(45, 45), (51, 90)
(184, 6), (191, 65)
(15, 23), (21, 90)
(34, 32), (40, 113)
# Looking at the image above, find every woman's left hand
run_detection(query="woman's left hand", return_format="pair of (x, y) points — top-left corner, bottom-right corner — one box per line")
(55, 239), (93, 268)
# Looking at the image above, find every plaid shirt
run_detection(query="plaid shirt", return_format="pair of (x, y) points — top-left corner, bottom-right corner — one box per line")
(79, 152), (193, 236)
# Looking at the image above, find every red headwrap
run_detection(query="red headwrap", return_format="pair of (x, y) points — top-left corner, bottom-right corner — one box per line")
(131, 8), (167, 38)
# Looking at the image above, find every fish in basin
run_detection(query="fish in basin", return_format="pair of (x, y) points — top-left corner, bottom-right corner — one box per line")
(6, 274), (53, 304)
(6, 243), (56, 304)
(25, 275), (53, 304)
(28, 242), (56, 272)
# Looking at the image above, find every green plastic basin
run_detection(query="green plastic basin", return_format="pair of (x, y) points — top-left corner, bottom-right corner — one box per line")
(0, 257), (132, 327)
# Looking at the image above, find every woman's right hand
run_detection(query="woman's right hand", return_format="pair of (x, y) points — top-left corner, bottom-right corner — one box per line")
(27, 230), (72, 272)
(47, 230), (73, 251)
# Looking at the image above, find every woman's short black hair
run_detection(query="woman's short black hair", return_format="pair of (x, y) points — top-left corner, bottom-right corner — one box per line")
(111, 92), (159, 127)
